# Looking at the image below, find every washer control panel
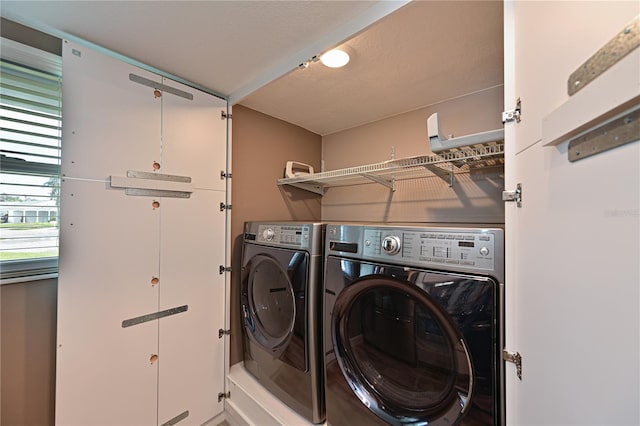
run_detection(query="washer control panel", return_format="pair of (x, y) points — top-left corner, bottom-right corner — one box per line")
(256, 224), (310, 247)
(363, 228), (496, 272)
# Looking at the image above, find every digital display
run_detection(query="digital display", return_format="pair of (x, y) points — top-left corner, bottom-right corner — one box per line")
(330, 242), (358, 253)
(458, 241), (475, 248)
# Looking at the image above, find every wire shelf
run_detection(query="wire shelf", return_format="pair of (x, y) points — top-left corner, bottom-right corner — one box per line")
(277, 143), (505, 195)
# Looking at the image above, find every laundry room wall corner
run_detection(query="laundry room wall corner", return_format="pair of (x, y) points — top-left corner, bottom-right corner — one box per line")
(229, 105), (321, 366)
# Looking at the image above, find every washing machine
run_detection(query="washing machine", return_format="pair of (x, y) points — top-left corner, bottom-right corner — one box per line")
(323, 223), (504, 426)
(241, 221), (325, 423)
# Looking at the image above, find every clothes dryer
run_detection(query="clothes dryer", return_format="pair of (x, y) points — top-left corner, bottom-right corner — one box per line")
(241, 222), (325, 423)
(324, 224), (504, 425)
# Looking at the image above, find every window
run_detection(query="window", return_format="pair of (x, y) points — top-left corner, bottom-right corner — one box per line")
(0, 37), (62, 281)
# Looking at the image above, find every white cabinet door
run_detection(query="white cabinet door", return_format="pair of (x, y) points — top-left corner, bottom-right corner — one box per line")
(157, 189), (227, 425)
(57, 178), (160, 426)
(161, 77), (228, 191)
(504, 2), (639, 424)
(58, 41), (162, 426)
(157, 73), (227, 426)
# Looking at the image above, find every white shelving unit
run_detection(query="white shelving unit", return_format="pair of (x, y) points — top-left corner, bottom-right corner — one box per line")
(278, 143), (505, 195)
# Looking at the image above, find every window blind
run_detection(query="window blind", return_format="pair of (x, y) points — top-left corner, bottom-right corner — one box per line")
(0, 37), (61, 281)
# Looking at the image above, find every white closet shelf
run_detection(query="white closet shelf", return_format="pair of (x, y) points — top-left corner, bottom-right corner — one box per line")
(277, 142), (505, 195)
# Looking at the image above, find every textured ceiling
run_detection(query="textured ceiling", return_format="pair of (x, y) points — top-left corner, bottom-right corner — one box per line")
(0, 1), (503, 136)
(241, 1), (504, 135)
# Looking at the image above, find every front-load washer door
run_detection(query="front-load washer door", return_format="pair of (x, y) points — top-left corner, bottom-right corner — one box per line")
(241, 244), (308, 372)
(325, 257), (498, 425)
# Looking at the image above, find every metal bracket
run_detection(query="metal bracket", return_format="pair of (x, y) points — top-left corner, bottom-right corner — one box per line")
(124, 188), (190, 198)
(423, 164), (455, 187)
(359, 173), (395, 191)
(218, 391), (230, 402)
(218, 329), (231, 338)
(502, 183), (522, 208)
(569, 16), (640, 96)
(221, 110), (232, 120)
(282, 182), (325, 196)
(111, 170), (193, 198)
(502, 98), (522, 123)
(219, 265), (232, 274)
(568, 107), (639, 162)
(220, 170), (232, 180)
(122, 305), (188, 328)
(129, 73), (194, 101)
(220, 202), (231, 211)
(503, 349), (523, 380)
(160, 410), (189, 426)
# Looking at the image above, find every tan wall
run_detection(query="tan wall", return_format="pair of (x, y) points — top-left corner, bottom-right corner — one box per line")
(1, 279), (57, 426)
(230, 105), (322, 365)
(321, 86), (505, 224)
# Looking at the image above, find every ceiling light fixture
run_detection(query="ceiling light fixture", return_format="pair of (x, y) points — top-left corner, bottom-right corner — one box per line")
(320, 49), (350, 68)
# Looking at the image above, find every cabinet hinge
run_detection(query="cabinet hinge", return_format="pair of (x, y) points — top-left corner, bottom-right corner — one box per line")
(220, 170), (232, 180)
(503, 349), (523, 380)
(502, 98), (522, 123)
(221, 110), (232, 120)
(218, 328), (231, 338)
(219, 265), (232, 274)
(502, 183), (522, 208)
(220, 202), (232, 211)
(218, 391), (230, 402)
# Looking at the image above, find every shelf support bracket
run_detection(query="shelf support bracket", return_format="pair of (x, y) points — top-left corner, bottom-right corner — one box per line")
(423, 164), (454, 187)
(281, 182), (324, 195)
(359, 173), (395, 191)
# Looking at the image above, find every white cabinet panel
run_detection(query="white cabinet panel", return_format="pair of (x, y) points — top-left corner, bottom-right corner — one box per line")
(505, 2), (640, 424)
(157, 189), (226, 425)
(59, 40), (229, 425)
(161, 78), (228, 191)
(57, 178), (160, 426)
(62, 41), (160, 180)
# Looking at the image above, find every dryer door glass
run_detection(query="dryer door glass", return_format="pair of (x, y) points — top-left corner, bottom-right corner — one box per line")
(248, 255), (295, 344)
(332, 274), (475, 424)
(241, 246), (309, 372)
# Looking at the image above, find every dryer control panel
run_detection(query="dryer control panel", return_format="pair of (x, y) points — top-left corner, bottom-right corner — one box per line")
(363, 228), (496, 272)
(255, 224), (310, 248)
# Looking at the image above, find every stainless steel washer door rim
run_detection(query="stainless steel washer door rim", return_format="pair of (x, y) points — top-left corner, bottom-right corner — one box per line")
(243, 254), (296, 351)
(331, 276), (474, 425)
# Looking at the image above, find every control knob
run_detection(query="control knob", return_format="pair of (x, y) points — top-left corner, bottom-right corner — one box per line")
(263, 228), (275, 241)
(381, 235), (402, 255)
